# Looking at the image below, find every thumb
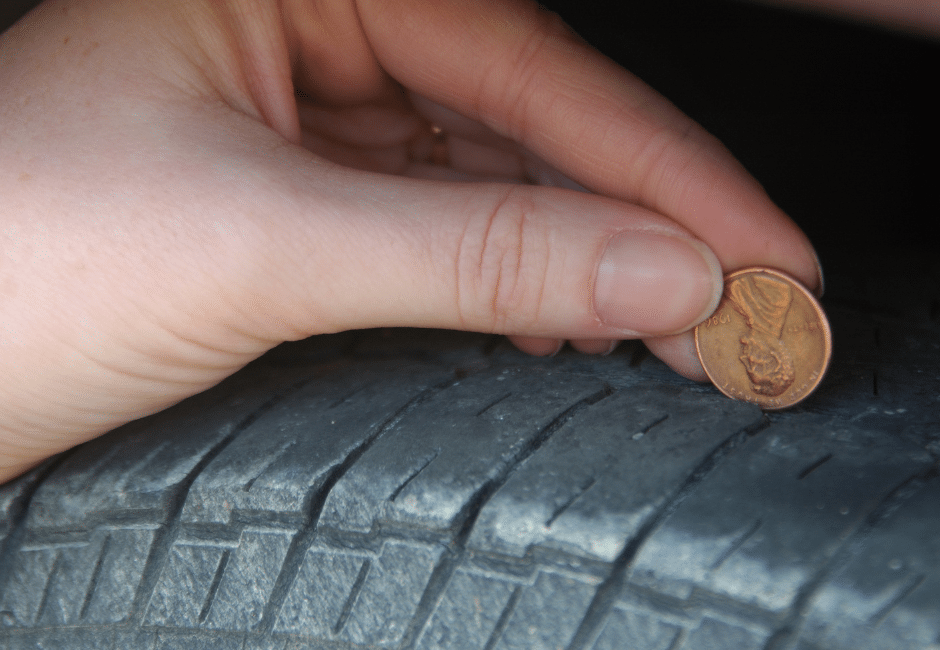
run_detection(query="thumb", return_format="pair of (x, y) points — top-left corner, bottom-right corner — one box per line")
(239, 151), (723, 343)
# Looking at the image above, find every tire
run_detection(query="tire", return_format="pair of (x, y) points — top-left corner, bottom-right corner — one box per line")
(1, 249), (938, 650)
(2, 2), (938, 649)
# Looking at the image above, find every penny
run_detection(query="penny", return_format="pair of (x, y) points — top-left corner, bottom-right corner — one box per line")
(694, 267), (832, 410)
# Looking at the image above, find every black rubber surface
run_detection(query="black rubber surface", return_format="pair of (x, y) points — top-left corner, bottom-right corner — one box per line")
(2, 1), (939, 648)
(1, 248), (938, 650)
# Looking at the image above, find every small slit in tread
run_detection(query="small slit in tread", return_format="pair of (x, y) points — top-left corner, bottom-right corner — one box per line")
(868, 573), (925, 626)
(34, 552), (63, 625)
(483, 585), (523, 650)
(641, 414), (670, 435)
(197, 549), (230, 624)
(546, 477), (597, 528)
(78, 533), (111, 621)
(390, 451), (442, 503)
(710, 519), (763, 570)
(798, 454), (834, 480)
(476, 392), (513, 417)
(332, 559), (371, 635)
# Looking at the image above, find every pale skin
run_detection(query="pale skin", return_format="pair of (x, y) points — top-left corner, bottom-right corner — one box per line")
(1, 0), (931, 484)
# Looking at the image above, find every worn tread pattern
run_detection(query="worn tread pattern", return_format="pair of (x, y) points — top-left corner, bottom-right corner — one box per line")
(1, 269), (939, 650)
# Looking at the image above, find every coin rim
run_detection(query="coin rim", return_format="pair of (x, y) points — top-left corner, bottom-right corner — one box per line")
(694, 267), (832, 410)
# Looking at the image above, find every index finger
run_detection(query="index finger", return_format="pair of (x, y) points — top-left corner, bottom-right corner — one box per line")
(357, 0), (823, 293)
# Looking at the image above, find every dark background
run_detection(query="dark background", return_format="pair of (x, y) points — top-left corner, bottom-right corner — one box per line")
(4, 0), (938, 275)
(538, 0), (938, 273)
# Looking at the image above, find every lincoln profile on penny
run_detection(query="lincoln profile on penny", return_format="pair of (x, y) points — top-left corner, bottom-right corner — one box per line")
(727, 275), (796, 397)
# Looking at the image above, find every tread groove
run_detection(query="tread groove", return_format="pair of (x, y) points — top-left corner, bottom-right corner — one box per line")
(453, 385), (617, 549)
(798, 454), (833, 480)
(256, 378), (459, 634)
(197, 548), (230, 624)
(482, 585), (523, 650)
(0, 452), (74, 598)
(332, 558), (371, 635)
(398, 385), (616, 650)
(565, 415), (772, 650)
(78, 533), (111, 621)
(762, 466), (939, 650)
(128, 373), (319, 625)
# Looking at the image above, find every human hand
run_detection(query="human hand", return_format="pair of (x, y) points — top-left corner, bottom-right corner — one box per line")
(0, 0), (821, 482)
(753, 0), (940, 37)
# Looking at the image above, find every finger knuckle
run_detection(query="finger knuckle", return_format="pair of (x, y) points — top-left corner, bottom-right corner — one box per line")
(476, 8), (565, 140)
(627, 121), (713, 207)
(456, 188), (550, 332)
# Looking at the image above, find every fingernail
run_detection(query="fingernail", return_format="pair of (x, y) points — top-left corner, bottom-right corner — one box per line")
(810, 247), (825, 297)
(594, 232), (722, 336)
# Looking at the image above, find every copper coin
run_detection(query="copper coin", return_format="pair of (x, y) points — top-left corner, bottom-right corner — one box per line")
(694, 267), (832, 410)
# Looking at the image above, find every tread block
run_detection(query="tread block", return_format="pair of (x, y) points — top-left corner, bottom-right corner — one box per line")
(275, 540), (442, 647)
(5, 527), (159, 628)
(491, 570), (599, 650)
(589, 606), (682, 650)
(203, 530), (293, 631)
(35, 533), (107, 625)
(319, 368), (607, 534)
(81, 527), (158, 624)
(274, 545), (371, 636)
(798, 478), (940, 650)
(628, 418), (934, 613)
(146, 529), (292, 631)
(337, 541), (443, 647)
(181, 363), (452, 525)
(0, 528), (154, 627)
(468, 385), (762, 562)
(0, 547), (57, 626)
(415, 569), (518, 650)
(145, 543), (230, 628)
